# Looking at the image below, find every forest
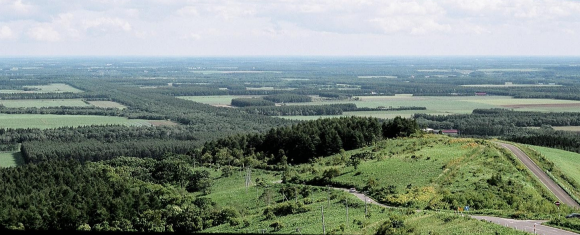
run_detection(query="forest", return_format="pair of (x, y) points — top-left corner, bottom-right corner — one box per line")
(2, 57), (580, 233)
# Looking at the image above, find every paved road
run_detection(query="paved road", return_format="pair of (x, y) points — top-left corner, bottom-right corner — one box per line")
(496, 142), (580, 209)
(473, 216), (578, 235)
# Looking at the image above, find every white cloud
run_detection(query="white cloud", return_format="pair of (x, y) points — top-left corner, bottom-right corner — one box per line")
(27, 26), (60, 42)
(176, 6), (199, 17)
(180, 33), (201, 40)
(83, 17), (132, 34)
(0, 26), (14, 39)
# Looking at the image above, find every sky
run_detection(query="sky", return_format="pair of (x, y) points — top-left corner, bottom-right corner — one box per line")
(1, 0), (580, 56)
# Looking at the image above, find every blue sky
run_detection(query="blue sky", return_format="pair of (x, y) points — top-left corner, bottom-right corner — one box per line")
(1, 0), (580, 56)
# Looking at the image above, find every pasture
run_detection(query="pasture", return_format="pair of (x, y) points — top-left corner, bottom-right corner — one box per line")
(87, 101), (127, 109)
(0, 99), (90, 108)
(0, 83), (83, 93)
(0, 151), (24, 168)
(178, 95), (264, 106)
(0, 114), (156, 129)
(528, 145), (580, 185)
(462, 84), (561, 88)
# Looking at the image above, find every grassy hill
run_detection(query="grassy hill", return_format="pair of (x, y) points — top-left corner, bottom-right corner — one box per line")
(196, 165), (527, 234)
(283, 135), (564, 218)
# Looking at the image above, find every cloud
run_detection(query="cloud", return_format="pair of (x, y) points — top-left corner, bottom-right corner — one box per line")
(180, 33), (201, 40)
(83, 17), (132, 35)
(27, 26), (60, 42)
(0, 26), (14, 39)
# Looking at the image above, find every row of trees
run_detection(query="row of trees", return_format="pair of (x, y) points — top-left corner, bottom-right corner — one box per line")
(201, 116), (419, 165)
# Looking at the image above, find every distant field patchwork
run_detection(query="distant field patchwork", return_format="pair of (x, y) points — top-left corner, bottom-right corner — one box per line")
(0, 114), (166, 129)
(0, 83), (83, 93)
(180, 95), (580, 120)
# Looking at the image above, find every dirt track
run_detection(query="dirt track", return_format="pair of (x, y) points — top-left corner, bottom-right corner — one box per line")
(496, 142), (580, 209)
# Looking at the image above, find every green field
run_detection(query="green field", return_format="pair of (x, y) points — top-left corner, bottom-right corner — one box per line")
(0, 99), (90, 108)
(528, 145), (580, 185)
(461, 84), (561, 88)
(180, 95), (580, 120)
(178, 95), (264, 106)
(0, 114), (155, 129)
(197, 164), (526, 234)
(0, 151), (24, 168)
(0, 83), (83, 93)
(87, 101), (127, 109)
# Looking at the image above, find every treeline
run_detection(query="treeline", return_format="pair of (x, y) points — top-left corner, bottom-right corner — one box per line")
(240, 104), (355, 116)
(415, 109), (580, 136)
(201, 116), (419, 166)
(21, 139), (198, 163)
(230, 98), (275, 107)
(0, 157), (237, 232)
(263, 94), (312, 103)
(504, 129), (580, 154)
(0, 106), (124, 116)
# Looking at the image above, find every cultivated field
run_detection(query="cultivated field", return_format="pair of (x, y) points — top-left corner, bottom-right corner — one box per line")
(87, 101), (127, 109)
(461, 84), (561, 88)
(0, 151), (24, 168)
(528, 145), (580, 184)
(0, 99), (90, 108)
(0, 114), (158, 129)
(181, 95), (580, 120)
(189, 70), (281, 74)
(0, 83), (83, 93)
(178, 95), (264, 106)
(357, 75), (397, 78)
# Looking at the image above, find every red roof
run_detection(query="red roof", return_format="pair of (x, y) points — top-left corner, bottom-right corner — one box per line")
(442, 129), (458, 133)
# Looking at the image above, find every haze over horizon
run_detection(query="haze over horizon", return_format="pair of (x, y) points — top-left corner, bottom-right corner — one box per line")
(1, 0), (580, 57)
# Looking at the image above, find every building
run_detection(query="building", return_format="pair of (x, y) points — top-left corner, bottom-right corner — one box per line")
(475, 92), (487, 96)
(441, 129), (459, 136)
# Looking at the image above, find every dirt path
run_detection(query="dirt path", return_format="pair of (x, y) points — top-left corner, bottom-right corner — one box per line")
(495, 142), (580, 209)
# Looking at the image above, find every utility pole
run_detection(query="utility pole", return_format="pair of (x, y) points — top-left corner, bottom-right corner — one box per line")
(346, 198), (349, 227)
(364, 193), (368, 218)
(321, 205), (326, 235)
(327, 185), (330, 207)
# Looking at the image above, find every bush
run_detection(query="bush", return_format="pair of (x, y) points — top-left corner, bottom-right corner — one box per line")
(270, 221), (284, 231)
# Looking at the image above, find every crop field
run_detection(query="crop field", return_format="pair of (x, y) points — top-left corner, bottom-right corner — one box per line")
(528, 145), (580, 184)
(178, 95), (264, 106)
(189, 70), (281, 74)
(461, 84), (561, 87)
(0, 99), (90, 108)
(527, 126), (580, 132)
(0, 114), (156, 129)
(477, 68), (544, 72)
(0, 151), (24, 168)
(0, 83), (83, 93)
(357, 75), (397, 78)
(87, 101), (127, 109)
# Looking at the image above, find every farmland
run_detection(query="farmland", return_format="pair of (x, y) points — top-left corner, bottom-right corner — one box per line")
(0, 83), (83, 93)
(0, 99), (90, 108)
(180, 95), (580, 120)
(0, 151), (24, 168)
(0, 114), (157, 129)
(87, 101), (127, 109)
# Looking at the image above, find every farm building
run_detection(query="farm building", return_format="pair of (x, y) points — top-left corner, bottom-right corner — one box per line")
(442, 129), (459, 136)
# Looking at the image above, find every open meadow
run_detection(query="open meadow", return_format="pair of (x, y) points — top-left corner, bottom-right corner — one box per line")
(87, 101), (127, 109)
(0, 151), (24, 168)
(0, 83), (83, 93)
(0, 99), (90, 108)
(0, 114), (158, 129)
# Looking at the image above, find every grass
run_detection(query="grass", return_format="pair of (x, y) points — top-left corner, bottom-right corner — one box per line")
(287, 135), (559, 217)
(178, 95), (263, 106)
(198, 166), (525, 234)
(87, 101), (127, 109)
(0, 83), (83, 93)
(527, 145), (580, 187)
(0, 99), (90, 108)
(462, 84), (561, 87)
(0, 151), (24, 168)
(0, 114), (155, 129)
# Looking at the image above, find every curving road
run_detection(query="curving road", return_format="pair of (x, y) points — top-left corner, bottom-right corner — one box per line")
(472, 216), (578, 235)
(496, 142), (580, 209)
